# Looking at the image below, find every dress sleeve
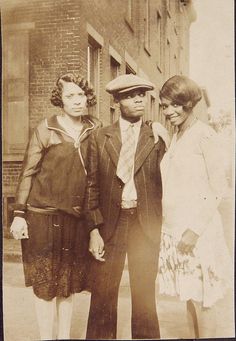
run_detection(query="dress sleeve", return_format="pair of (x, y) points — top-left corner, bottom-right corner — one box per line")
(13, 121), (48, 213)
(199, 128), (228, 200)
(189, 128), (228, 236)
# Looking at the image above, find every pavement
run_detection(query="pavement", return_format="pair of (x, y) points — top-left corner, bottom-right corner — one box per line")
(2, 193), (235, 340)
(3, 260), (235, 341)
(3, 245), (235, 340)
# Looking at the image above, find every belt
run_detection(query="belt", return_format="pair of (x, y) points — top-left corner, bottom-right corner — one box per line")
(121, 200), (137, 209)
(121, 207), (137, 216)
(27, 205), (59, 215)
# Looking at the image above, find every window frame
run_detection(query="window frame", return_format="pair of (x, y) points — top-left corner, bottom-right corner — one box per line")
(110, 56), (120, 123)
(125, 0), (134, 32)
(87, 36), (101, 117)
(156, 9), (163, 72)
(166, 38), (171, 78)
(126, 64), (136, 75)
(166, 0), (171, 18)
(2, 27), (31, 159)
(144, 0), (151, 55)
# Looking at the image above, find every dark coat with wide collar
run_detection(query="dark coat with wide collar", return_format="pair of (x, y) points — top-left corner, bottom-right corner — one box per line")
(85, 120), (165, 244)
(14, 114), (101, 215)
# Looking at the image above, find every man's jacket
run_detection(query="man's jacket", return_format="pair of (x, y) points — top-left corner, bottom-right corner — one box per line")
(84, 120), (165, 244)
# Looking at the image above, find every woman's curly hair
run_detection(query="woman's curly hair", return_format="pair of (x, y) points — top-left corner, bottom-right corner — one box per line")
(50, 73), (97, 108)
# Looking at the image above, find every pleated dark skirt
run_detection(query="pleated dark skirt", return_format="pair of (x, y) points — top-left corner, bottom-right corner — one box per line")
(21, 210), (90, 300)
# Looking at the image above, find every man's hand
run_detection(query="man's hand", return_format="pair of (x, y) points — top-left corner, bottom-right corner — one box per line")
(177, 228), (199, 255)
(152, 122), (170, 149)
(89, 228), (105, 262)
(10, 217), (29, 240)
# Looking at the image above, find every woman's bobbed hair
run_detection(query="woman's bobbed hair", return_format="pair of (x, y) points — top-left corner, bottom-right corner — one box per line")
(50, 73), (97, 108)
(160, 75), (202, 111)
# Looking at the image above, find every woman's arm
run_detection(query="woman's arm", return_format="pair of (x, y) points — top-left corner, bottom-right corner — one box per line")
(178, 128), (228, 252)
(200, 129), (228, 201)
(10, 120), (48, 239)
(13, 120), (48, 217)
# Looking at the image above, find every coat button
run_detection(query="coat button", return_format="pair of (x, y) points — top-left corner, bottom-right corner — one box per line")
(116, 203), (120, 207)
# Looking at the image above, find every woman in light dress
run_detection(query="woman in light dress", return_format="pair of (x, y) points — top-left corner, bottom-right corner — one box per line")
(158, 75), (232, 338)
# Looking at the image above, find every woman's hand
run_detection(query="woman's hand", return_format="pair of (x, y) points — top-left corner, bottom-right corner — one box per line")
(177, 228), (199, 255)
(10, 217), (29, 240)
(89, 228), (105, 262)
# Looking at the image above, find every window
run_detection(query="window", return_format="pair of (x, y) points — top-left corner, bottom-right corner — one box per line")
(3, 30), (29, 157)
(6, 196), (15, 228)
(110, 57), (119, 80)
(156, 10), (162, 71)
(179, 45), (184, 74)
(2, 195), (15, 231)
(150, 95), (156, 121)
(125, 51), (137, 74)
(126, 64), (136, 75)
(125, 0), (134, 30)
(110, 57), (120, 123)
(158, 103), (166, 125)
(174, 54), (178, 75)
(166, 0), (171, 17)
(137, 90), (155, 123)
(87, 36), (101, 117)
(127, 0), (133, 23)
(145, 94), (156, 122)
(144, 0), (150, 53)
(166, 38), (171, 77)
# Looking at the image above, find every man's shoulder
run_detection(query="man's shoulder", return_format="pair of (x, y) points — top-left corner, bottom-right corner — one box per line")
(92, 121), (119, 138)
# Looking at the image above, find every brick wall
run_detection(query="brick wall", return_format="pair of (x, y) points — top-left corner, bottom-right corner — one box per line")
(2, 162), (22, 232)
(2, 0), (196, 229)
(2, 162), (22, 193)
(3, 0), (84, 126)
(3, 0), (193, 128)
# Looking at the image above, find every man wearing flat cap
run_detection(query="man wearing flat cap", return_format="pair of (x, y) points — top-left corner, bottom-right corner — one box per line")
(85, 74), (165, 339)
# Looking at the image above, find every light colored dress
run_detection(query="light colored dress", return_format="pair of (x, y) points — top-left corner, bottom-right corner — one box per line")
(158, 119), (233, 307)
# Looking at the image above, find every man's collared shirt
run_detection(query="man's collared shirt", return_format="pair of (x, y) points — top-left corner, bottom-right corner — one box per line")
(119, 116), (142, 203)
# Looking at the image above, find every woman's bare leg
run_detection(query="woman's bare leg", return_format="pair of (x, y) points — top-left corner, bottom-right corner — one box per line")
(186, 300), (199, 338)
(189, 300), (216, 338)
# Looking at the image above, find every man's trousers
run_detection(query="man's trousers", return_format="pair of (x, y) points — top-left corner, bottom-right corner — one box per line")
(86, 208), (160, 339)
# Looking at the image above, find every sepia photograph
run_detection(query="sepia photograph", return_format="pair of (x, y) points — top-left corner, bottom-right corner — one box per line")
(2, 0), (235, 340)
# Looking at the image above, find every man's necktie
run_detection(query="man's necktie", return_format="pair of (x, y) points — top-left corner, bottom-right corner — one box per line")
(116, 124), (136, 183)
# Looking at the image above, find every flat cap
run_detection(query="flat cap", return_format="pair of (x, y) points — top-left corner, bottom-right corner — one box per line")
(106, 74), (155, 95)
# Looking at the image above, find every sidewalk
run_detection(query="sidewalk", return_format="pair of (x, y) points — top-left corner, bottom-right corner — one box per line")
(3, 190), (235, 341)
(3, 237), (22, 262)
(3, 258), (194, 340)
(4, 261), (235, 341)
(3, 258), (235, 340)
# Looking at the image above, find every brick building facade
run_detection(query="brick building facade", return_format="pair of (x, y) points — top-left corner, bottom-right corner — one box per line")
(2, 0), (197, 231)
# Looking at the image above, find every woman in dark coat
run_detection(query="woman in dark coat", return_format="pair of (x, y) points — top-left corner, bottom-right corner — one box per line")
(10, 73), (100, 340)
